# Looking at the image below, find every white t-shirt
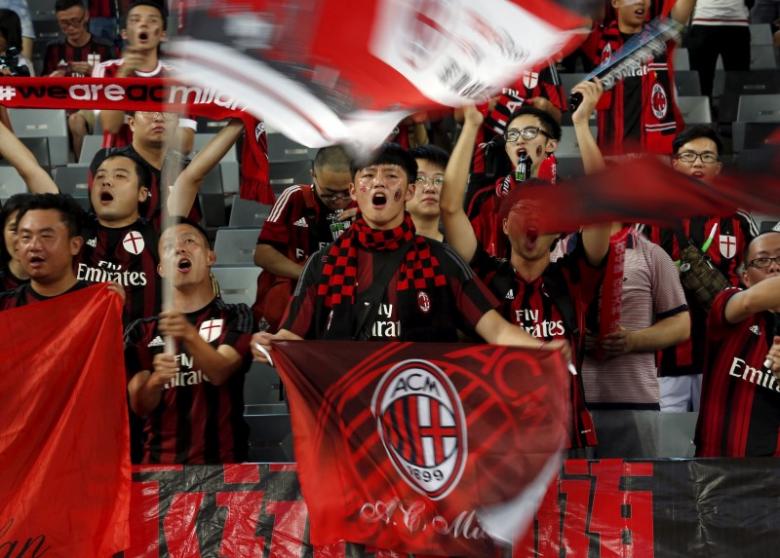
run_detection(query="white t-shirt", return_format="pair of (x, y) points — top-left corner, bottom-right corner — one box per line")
(692, 0), (750, 26)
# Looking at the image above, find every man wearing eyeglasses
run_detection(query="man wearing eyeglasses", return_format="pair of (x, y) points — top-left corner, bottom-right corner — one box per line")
(43, 0), (118, 161)
(464, 106), (562, 259)
(643, 125), (759, 413)
(252, 145), (356, 331)
(406, 145), (449, 242)
(696, 231), (780, 457)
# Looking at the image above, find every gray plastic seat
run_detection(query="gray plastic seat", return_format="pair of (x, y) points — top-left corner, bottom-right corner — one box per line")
(0, 167), (27, 200)
(677, 95), (712, 124)
(736, 94), (780, 122)
(228, 196), (272, 227)
(211, 265), (261, 306)
(214, 227), (260, 265)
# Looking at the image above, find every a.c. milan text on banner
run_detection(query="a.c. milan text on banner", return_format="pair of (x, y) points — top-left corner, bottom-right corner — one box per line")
(0, 284), (130, 557)
(168, 0), (585, 148)
(273, 341), (571, 557)
(121, 460), (780, 557)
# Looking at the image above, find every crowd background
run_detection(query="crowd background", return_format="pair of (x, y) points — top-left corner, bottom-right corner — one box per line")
(0, 0), (779, 464)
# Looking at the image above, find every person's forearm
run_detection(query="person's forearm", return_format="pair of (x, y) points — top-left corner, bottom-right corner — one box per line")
(631, 311), (690, 352)
(254, 244), (304, 279)
(181, 335), (241, 386)
(0, 120), (58, 193)
(476, 310), (539, 348)
(100, 110), (126, 134)
(581, 223), (612, 266)
(726, 275), (780, 323)
(573, 118), (605, 175)
(176, 127), (195, 155)
(21, 38), (33, 62)
(670, 0), (697, 25)
(129, 373), (164, 417)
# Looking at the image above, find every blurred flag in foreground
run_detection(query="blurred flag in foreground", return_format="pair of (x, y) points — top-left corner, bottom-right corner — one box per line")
(273, 341), (571, 556)
(167, 0), (587, 149)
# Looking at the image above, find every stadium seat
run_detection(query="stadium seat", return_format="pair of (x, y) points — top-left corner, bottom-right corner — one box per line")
(674, 70), (701, 97)
(736, 94), (780, 122)
(750, 23), (774, 45)
(79, 135), (104, 166)
(228, 196), (272, 227)
(269, 160), (312, 196)
(731, 122), (779, 152)
(761, 220), (779, 233)
(193, 134), (237, 162)
(220, 161), (240, 194)
(8, 109), (69, 167)
(657, 412), (696, 458)
(52, 165), (90, 197)
(214, 228), (260, 265)
(717, 70), (780, 123)
(211, 265), (261, 306)
(244, 362), (284, 405)
(267, 132), (317, 162)
(0, 167), (26, 200)
(716, 45), (778, 70)
(555, 156), (585, 179)
(556, 125), (597, 158)
(195, 117), (230, 133)
(673, 48), (690, 71)
(677, 95), (712, 124)
(244, 411), (294, 462)
(18, 138), (51, 169)
(735, 148), (770, 172)
(558, 72), (588, 96)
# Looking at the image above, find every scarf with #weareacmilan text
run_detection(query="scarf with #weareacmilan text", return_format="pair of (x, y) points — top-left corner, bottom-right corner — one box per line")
(316, 214), (447, 338)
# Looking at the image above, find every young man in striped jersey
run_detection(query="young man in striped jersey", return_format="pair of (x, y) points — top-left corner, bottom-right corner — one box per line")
(252, 145), (355, 331)
(696, 231), (780, 456)
(125, 219), (253, 464)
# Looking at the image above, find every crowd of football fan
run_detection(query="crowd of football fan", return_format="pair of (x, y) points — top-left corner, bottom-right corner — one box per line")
(0, 0), (779, 464)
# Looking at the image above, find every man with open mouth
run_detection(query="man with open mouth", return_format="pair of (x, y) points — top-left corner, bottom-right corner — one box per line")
(251, 143), (568, 360)
(125, 218), (253, 464)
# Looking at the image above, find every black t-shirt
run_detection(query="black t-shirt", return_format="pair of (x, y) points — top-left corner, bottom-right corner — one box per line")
(0, 281), (90, 311)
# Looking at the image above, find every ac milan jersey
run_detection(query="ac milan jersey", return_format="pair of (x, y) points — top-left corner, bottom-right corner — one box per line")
(696, 289), (780, 457)
(470, 235), (604, 448)
(78, 216), (160, 324)
(42, 36), (118, 76)
(0, 281), (90, 311)
(282, 240), (498, 342)
(124, 297), (253, 464)
(644, 213), (758, 376)
(88, 0), (117, 18)
(0, 267), (27, 292)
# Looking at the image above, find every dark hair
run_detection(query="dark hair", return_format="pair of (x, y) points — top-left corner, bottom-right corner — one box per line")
(313, 145), (351, 173)
(15, 193), (86, 238)
(125, 0), (168, 30)
(92, 148), (152, 190)
(409, 144), (450, 170)
(506, 106), (562, 141)
(350, 143), (418, 183)
(672, 125), (724, 156)
(0, 193), (34, 265)
(161, 216), (211, 247)
(742, 230), (780, 267)
(54, 0), (86, 13)
(0, 9), (22, 51)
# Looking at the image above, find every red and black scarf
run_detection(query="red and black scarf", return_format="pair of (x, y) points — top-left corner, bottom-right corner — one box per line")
(317, 214), (447, 309)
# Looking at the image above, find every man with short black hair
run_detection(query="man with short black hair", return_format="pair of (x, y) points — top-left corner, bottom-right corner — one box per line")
(252, 145), (356, 331)
(125, 218), (253, 464)
(644, 125), (759, 412)
(407, 144), (449, 241)
(696, 231), (780, 456)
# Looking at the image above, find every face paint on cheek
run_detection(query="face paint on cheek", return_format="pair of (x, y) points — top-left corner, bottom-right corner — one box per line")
(358, 183), (370, 193)
(394, 189), (403, 202)
(536, 145), (544, 159)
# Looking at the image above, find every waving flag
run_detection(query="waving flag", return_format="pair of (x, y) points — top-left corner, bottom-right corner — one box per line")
(273, 341), (570, 557)
(0, 285), (130, 556)
(167, 0), (587, 149)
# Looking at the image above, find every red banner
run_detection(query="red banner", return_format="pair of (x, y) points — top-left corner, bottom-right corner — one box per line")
(0, 285), (131, 557)
(273, 341), (571, 557)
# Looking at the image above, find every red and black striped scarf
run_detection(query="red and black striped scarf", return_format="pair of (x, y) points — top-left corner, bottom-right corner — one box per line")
(317, 214), (446, 309)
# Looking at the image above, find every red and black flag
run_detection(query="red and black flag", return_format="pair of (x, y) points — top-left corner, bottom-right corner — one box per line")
(273, 341), (571, 557)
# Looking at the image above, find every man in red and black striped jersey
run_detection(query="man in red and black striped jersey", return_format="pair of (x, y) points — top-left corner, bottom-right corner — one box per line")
(696, 231), (780, 457)
(126, 219), (253, 464)
(252, 144), (564, 358)
(0, 194), (103, 310)
(465, 106), (562, 259)
(45, 0), (118, 160)
(79, 150), (160, 324)
(252, 145), (355, 331)
(92, 0), (197, 150)
(644, 126), (759, 412)
(442, 98), (612, 451)
(578, 0), (694, 155)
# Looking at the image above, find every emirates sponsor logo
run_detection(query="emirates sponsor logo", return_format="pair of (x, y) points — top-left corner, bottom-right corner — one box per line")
(728, 357), (780, 394)
(372, 359), (467, 500)
(163, 353), (211, 389)
(77, 260), (148, 287)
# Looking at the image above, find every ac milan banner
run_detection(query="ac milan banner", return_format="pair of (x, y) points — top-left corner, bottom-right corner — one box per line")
(168, 0), (586, 148)
(0, 284), (130, 557)
(273, 341), (571, 557)
(123, 459), (780, 557)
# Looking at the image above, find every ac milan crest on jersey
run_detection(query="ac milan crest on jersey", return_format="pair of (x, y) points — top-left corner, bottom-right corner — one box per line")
(199, 319), (224, 342)
(719, 234), (737, 259)
(372, 359), (467, 500)
(522, 71), (539, 89)
(417, 291), (431, 313)
(651, 82), (668, 119)
(122, 231), (145, 255)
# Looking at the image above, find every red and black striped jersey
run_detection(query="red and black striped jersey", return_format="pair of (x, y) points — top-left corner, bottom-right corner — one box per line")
(88, 0), (118, 19)
(644, 213), (758, 376)
(124, 297), (254, 464)
(78, 216), (160, 325)
(0, 281), (90, 311)
(42, 36), (118, 76)
(469, 235), (604, 448)
(696, 289), (780, 457)
(0, 266), (27, 292)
